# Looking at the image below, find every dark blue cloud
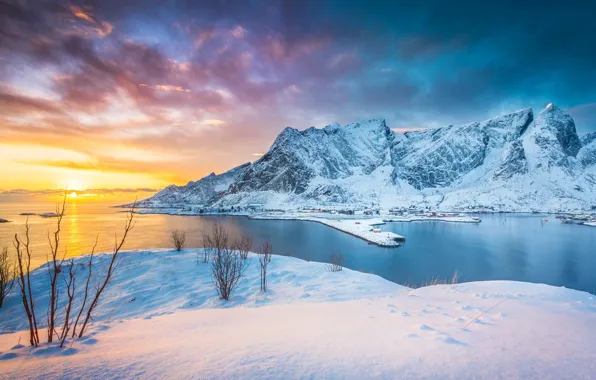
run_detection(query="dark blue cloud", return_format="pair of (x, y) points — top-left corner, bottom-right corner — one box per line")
(2, 0), (595, 137)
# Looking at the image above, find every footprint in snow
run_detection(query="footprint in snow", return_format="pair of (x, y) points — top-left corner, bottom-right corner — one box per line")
(435, 335), (465, 345)
(407, 333), (421, 339)
(418, 324), (434, 331)
(473, 319), (492, 325)
(387, 309), (397, 314)
(400, 311), (409, 317)
(0, 353), (18, 360)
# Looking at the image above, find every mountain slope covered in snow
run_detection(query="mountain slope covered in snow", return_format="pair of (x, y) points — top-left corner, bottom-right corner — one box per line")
(139, 104), (596, 212)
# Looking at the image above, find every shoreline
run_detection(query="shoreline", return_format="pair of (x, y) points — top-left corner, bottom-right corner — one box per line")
(132, 208), (405, 247)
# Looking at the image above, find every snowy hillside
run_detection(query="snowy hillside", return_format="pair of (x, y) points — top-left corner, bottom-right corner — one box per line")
(1, 250), (595, 379)
(139, 105), (596, 212)
(135, 162), (250, 206)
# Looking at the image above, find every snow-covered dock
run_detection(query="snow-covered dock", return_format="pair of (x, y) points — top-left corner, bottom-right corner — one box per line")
(251, 215), (404, 247)
(306, 217), (404, 247)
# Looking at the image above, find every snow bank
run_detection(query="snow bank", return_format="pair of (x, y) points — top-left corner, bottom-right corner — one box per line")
(0, 249), (404, 334)
(1, 250), (595, 379)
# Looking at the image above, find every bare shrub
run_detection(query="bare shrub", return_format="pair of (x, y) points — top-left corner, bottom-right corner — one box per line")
(12, 198), (136, 346)
(59, 259), (76, 347)
(233, 235), (252, 259)
(258, 241), (272, 292)
(71, 236), (98, 338)
(202, 223), (228, 263)
(0, 246), (16, 308)
(208, 224), (248, 301)
(171, 230), (186, 251)
(325, 251), (344, 272)
(77, 206), (136, 338)
(14, 220), (40, 346)
(46, 195), (67, 342)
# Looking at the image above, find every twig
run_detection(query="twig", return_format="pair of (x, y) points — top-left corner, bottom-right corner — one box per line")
(464, 298), (509, 328)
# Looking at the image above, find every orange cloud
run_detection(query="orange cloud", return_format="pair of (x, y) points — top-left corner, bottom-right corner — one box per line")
(69, 5), (113, 37)
(70, 5), (96, 23)
(96, 21), (113, 37)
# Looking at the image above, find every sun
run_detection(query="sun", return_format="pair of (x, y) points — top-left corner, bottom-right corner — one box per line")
(69, 191), (78, 198)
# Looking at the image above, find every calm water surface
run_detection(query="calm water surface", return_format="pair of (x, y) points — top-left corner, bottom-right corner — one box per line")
(1, 201), (595, 293)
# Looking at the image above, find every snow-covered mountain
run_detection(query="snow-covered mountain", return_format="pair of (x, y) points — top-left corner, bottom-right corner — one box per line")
(136, 162), (250, 206)
(139, 104), (596, 212)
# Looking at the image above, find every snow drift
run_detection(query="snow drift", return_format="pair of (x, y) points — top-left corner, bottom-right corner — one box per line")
(1, 250), (595, 379)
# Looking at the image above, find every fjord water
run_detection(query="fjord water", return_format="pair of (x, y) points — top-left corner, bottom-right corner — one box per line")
(1, 202), (595, 293)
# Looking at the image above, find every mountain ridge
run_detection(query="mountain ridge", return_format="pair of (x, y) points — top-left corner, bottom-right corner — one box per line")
(138, 105), (596, 212)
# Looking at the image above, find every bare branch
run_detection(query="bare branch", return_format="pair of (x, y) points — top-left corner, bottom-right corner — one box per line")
(258, 241), (273, 292)
(46, 193), (67, 342)
(59, 259), (76, 347)
(0, 246), (16, 308)
(208, 223), (248, 300)
(233, 236), (252, 260)
(13, 220), (39, 346)
(78, 204), (136, 338)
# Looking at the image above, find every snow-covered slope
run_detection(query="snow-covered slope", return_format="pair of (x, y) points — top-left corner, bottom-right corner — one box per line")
(1, 250), (596, 379)
(140, 105), (596, 212)
(136, 162), (250, 206)
(224, 119), (395, 206)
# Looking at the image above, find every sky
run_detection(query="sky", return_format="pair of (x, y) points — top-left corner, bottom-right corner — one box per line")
(1, 0), (595, 199)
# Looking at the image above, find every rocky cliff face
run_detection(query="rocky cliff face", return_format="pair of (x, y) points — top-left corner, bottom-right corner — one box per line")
(140, 105), (596, 212)
(229, 119), (394, 194)
(391, 108), (533, 189)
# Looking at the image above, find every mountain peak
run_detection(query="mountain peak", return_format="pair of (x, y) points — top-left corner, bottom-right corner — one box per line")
(533, 103), (581, 157)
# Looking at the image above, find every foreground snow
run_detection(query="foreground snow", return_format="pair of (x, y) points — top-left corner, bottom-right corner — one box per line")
(1, 250), (596, 379)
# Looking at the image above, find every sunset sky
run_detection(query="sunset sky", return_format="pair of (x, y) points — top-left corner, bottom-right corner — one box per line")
(1, 0), (595, 199)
